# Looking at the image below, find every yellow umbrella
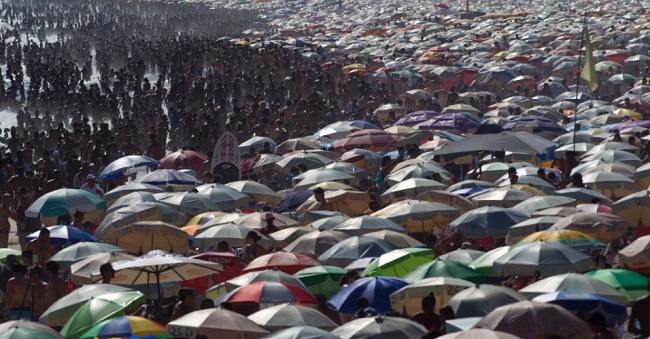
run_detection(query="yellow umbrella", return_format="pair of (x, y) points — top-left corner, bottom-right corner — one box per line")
(498, 184), (547, 196)
(614, 108), (643, 120)
(341, 63), (365, 74)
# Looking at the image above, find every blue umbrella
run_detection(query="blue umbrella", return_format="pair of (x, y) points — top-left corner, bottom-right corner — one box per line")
(453, 186), (485, 197)
(532, 290), (627, 328)
(276, 190), (314, 213)
(97, 155), (160, 181)
(133, 170), (202, 187)
(394, 110), (440, 126)
(26, 225), (99, 247)
(327, 276), (409, 313)
(449, 206), (531, 238)
(343, 120), (380, 130)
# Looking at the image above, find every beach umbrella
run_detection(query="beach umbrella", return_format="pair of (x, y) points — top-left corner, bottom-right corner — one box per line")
(98, 155), (159, 181)
(269, 227), (316, 247)
(362, 248), (435, 277)
(60, 291), (145, 339)
(636, 163), (650, 188)
(468, 246), (511, 276)
(159, 150), (207, 172)
(71, 252), (136, 284)
(519, 273), (627, 304)
(331, 316), (427, 339)
(79, 316), (165, 339)
(106, 191), (157, 214)
(153, 192), (220, 216)
(371, 200), (459, 233)
(381, 179), (447, 203)
(438, 248), (486, 265)
(104, 183), (164, 204)
(186, 211), (226, 226)
(260, 326), (340, 339)
(294, 266), (347, 299)
(275, 138), (322, 155)
(39, 284), (133, 327)
(364, 230), (424, 248)
(276, 191), (314, 213)
(26, 188), (107, 218)
(233, 212), (298, 230)
(302, 212), (349, 226)
(431, 132), (557, 158)
(402, 259), (485, 284)
(448, 285), (526, 318)
(206, 269), (309, 300)
(248, 304), (337, 332)
(0, 320), (63, 339)
(95, 202), (187, 239)
(242, 252), (321, 275)
(323, 162), (368, 179)
(284, 230), (350, 258)
(581, 171), (636, 197)
(195, 183), (250, 210)
(0, 248), (32, 264)
(616, 235), (650, 271)
(50, 242), (125, 270)
(100, 221), (190, 255)
(315, 126), (357, 140)
(437, 329), (521, 339)
(335, 130), (400, 152)
(26, 225), (98, 247)
(584, 269), (650, 301)
(511, 196), (575, 212)
(493, 242), (592, 277)
(506, 216), (563, 245)
(239, 136), (277, 154)
(532, 207), (582, 218)
(331, 216), (406, 236)
(217, 281), (318, 306)
(111, 250), (222, 303)
(533, 290), (627, 328)
(276, 153), (334, 173)
(516, 229), (606, 252)
(469, 188), (536, 208)
(553, 188), (613, 205)
(582, 150), (642, 168)
(414, 190), (475, 214)
(550, 212), (628, 243)
(133, 169), (202, 188)
(612, 190), (650, 225)
(386, 164), (452, 186)
(226, 180), (282, 204)
(394, 110), (440, 126)
(317, 236), (399, 267)
(293, 169), (354, 190)
(473, 300), (593, 339)
(166, 308), (269, 339)
(389, 277), (474, 315)
(449, 206), (530, 239)
(416, 114), (481, 133)
(328, 276), (408, 313)
(194, 222), (269, 249)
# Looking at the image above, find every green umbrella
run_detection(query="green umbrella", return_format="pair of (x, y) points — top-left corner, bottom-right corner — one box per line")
(294, 266), (347, 299)
(26, 188), (107, 218)
(402, 259), (485, 284)
(60, 291), (145, 339)
(0, 321), (63, 339)
(468, 246), (511, 276)
(362, 248), (435, 278)
(584, 269), (649, 301)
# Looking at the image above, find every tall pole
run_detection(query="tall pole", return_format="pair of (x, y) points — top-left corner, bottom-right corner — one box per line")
(573, 13), (588, 152)
(466, 0), (469, 12)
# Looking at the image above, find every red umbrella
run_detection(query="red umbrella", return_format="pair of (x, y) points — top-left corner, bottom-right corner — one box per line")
(242, 252), (321, 275)
(220, 281), (318, 305)
(180, 252), (248, 295)
(334, 130), (400, 152)
(159, 150), (208, 172)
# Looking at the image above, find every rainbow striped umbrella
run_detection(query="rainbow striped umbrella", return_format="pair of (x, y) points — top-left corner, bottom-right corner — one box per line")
(516, 229), (606, 252)
(79, 316), (166, 339)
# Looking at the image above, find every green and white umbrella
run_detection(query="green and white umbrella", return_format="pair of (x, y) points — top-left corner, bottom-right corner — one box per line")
(26, 188), (107, 218)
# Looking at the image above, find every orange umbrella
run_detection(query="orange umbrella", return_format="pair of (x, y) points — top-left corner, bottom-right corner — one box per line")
(182, 225), (201, 237)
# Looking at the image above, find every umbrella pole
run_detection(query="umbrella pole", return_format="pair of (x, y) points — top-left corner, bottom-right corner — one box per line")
(421, 220), (426, 243)
(156, 271), (162, 319)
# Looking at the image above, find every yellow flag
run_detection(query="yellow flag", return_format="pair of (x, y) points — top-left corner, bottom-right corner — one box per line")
(580, 24), (599, 93)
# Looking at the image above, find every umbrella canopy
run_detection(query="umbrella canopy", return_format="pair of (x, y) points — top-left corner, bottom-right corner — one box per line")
(133, 169), (203, 188)
(60, 291), (145, 339)
(331, 316), (427, 339)
(550, 212), (628, 243)
(234, 212), (299, 230)
(276, 191), (314, 213)
(431, 132), (557, 159)
(0, 321), (63, 339)
(98, 155), (160, 181)
(584, 269), (650, 301)
(105, 183), (164, 203)
(437, 329), (521, 339)
(153, 192), (220, 216)
(275, 138), (322, 155)
(96, 202), (187, 239)
(389, 277), (475, 315)
(473, 300), (593, 339)
(159, 150), (208, 172)
(39, 284), (133, 327)
(511, 196), (575, 212)
(516, 229), (606, 252)
(331, 216), (406, 236)
(50, 242), (125, 270)
(616, 235), (650, 271)
(206, 269), (309, 301)
(194, 222), (268, 248)
(402, 259), (485, 285)
(438, 249), (486, 266)
(317, 236), (399, 267)
(449, 206), (530, 238)
(217, 281), (318, 306)
(26, 188), (107, 218)
(335, 130), (400, 152)
(107, 191), (157, 214)
(553, 188), (613, 205)
(276, 153), (334, 173)
(284, 230), (350, 258)
(79, 315), (165, 339)
(364, 230), (424, 248)
(414, 190), (475, 214)
(581, 171), (636, 197)
(294, 266), (347, 299)
(532, 290), (627, 328)
(469, 246), (511, 276)
(260, 326), (340, 339)
(493, 242), (592, 277)
(186, 211), (227, 226)
(269, 226), (316, 247)
(239, 136), (277, 154)
(380, 179), (447, 203)
(226, 180), (282, 204)
(519, 273), (627, 304)
(248, 303), (337, 332)
(612, 190), (650, 225)
(71, 252), (136, 284)
(328, 276), (409, 313)
(293, 169), (355, 191)
(361, 248), (435, 278)
(371, 200), (459, 233)
(242, 252), (321, 275)
(26, 225), (98, 247)
(448, 285), (526, 318)
(100, 221), (190, 255)
(166, 308), (269, 339)
(195, 183), (250, 211)
(469, 188), (536, 208)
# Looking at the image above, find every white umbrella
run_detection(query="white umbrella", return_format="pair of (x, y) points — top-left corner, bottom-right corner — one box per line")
(519, 273), (627, 304)
(167, 308), (269, 339)
(195, 183), (250, 211)
(331, 316), (427, 339)
(248, 303), (338, 332)
(226, 181), (282, 204)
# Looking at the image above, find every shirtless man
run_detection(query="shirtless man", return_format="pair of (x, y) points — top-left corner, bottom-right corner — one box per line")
(146, 134), (165, 160)
(5, 167), (28, 195)
(44, 261), (65, 311)
(4, 265), (30, 320)
(312, 188), (333, 211)
(26, 229), (52, 265)
(28, 266), (47, 321)
(629, 281), (650, 337)
(0, 194), (14, 248)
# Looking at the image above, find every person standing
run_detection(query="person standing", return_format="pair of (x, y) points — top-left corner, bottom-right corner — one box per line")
(4, 265), (31, 320)
(26, 228), (52, 266)
(80, 174), (104, 198)
(44, 261), (65, 312)
(629, 281), (650, 337)
(0, 194), (13, 248)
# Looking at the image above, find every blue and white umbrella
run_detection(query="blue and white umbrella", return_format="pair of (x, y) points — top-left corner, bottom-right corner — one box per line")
(97, 155), (160, 181)
(133, 169), (202, 188)
(26, 225), (99, 247)
(532, 290), (627, 328)
(239, 136), (277, 154)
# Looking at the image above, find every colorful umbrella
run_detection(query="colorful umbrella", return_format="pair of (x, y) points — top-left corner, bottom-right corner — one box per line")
(96, 202), (187, 239)
(60, 291), (145, 339)
(414, 190), (476, 215)
(79, 316), (166, 339)
(334, 130), (400, 152)
(437, 329), (521, 339)
(584, 269), (650, 301)
(468, 246), (511, 276)
(438, 249), (485, 266)
(612, 190), (650, 225)
(26, 188), (107, 218)
(364, 230), (424, 248)
(195, 184), (250, 211)
(159, 150), (208, 172)
(193, 222), (269, 249)
(97, 155), (160, 181)
(294, 266), (347, 299)
(26, 225), (98, 247)
(362, 248), (435, 277)
(403, 259), (485, 284)
(0, 321), (63, 339)
(447, 285), (526, 318)
(371, 200), (459, 234)
(328, 276), (409, 313)
(532, 290), (627, 328)
(331, 216), (406, 236)
(217, 281), (318, 306)
(248, 303), (338, 332)
(133, 169), (203, 188)
(186, 211), (226, 226)
(616, 235), (650, 271)
(550, 212), (628, 243)
(226, 180), (282, 204)
(206, 269), (309, 300)
(242, 252), (321, 275)
(153, 192), (220, 216)
(516, 229), (606, 251)
(166, 308), (269, 339)
(105, 183), (164, 204)
(389, 277), (475, 314)
(71, 252), (136, 284)
(260, 326), (339, 339)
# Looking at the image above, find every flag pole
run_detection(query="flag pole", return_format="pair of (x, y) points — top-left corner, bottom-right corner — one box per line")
(573, 13), (589, 152)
